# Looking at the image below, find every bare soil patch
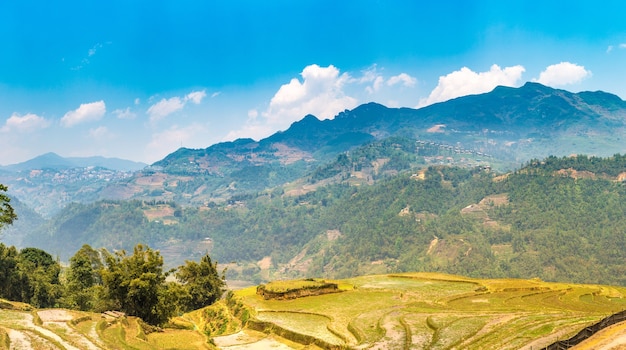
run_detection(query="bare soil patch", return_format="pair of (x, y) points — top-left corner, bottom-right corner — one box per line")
(37, 309), (74, 322)
(257, 256), (272, 270)
(143, 206), (175, 220)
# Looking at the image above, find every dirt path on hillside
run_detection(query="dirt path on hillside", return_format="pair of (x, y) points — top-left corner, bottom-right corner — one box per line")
(38, 309), (101, 350)
(367, 311), (406, 350)
(7, 329), (32, 350)
(213, 330), (297, 349)
(1, 309), (101, 350)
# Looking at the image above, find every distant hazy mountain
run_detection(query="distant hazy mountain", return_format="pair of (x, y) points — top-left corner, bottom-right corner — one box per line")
(2, 152), (147, 172)
(3, 82), (626, 214)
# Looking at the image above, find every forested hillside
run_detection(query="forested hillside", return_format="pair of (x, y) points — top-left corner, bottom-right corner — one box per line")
(3, 83), (626, 215)
(16, 154), (626, 286)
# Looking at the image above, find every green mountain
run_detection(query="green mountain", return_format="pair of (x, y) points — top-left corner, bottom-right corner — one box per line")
(17, 154), (626, 287)
(120, 82), (626, 206)
(4, 83), (626, 287)
(3, 83), (626, 213)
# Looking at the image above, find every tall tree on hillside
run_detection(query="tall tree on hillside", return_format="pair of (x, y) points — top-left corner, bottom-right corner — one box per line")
(64, 244), (104, 310)
(0, 244), (21, 301)
(0, 184), (16, 229)
(101, 244), (174, 325)
(175, 254), (226, 312)
(18, 247), (62, 307)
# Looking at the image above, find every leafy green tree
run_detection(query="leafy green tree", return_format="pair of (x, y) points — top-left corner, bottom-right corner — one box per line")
(175, 254), (226, 312)
(101, 244), (174, 325)
(0, 243), (21, 301)
(0, 184), (16, 229)
(64, 244), (104, 310)
(18, 247), (62, 307)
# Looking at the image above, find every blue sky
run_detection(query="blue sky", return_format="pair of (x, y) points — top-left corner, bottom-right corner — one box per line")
(1, 1), (625, 165)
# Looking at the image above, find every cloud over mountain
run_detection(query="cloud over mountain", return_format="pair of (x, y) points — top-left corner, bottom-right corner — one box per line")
(419, 65), (525, 107)
(147, 90), (207, 121)
(534, 62), (591, 87)
(61, 101), (106, 127)
(264, 64), (358, 127)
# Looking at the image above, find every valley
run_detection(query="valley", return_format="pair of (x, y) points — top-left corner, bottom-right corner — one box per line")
(2, 83), (626, 348)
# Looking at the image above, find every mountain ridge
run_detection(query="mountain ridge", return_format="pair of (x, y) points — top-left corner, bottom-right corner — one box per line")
(4, 83), (626, 289)
(148, 82), (626, 190)
(2, 152), (147, 172)
(3, 82), (626, 215)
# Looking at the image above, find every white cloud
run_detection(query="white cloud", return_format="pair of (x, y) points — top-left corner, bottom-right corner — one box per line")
(357, 65), (385, 94)
(607, 45), (614, 53)
(222, 109), (267, 141)
(534, 62), (591, 87)
(228, 63), (422, 142)
(264, 64), (358, 127)
(365, 76), (384, 94)
(147, 90), (207, 121)
(1, 113), (50, 133)
(147, 97), (184, 121)
(388, 73), (417, 87)
(89, 126), (110, 139)
(223, 107), (277, 142)
(224, 122), (273, 142)
(185, 90), (207, 104)
(358, 64), (381, 84)
(88, 43), (103, 57)
(113, 107), (136, 119)
(620, 43), (626, 49)
(61, 101), (106, 127)
(419, 64), (525, 107)
(145, 124), (208, 161)
(211, 92), (221, 98)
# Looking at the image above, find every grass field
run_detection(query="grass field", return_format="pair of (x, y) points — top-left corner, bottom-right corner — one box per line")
(0, 272), (625, 349)
(236, 273), (626, 349)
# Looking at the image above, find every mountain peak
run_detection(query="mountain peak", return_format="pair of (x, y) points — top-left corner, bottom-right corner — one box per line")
(336, 102), (389, 119)
(3, 153), (146, 172)
(298, 114), (321, 124)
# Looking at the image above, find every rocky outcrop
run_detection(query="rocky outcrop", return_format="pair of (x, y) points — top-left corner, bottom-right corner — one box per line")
(256, 281), (341, 300)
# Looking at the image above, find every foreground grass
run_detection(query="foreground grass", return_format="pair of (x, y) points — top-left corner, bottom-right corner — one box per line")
(1, 273), (625, 349)
(236, 273), (626, 349)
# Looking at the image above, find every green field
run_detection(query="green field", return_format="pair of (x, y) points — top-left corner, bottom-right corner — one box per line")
(0, 272), (625, 349)
(236, 273), (626, 349)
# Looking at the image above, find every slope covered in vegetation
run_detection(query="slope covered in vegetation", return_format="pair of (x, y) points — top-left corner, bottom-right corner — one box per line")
(14, 154), (626, 287)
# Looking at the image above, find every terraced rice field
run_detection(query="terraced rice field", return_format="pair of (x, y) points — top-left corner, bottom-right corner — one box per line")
(235, 273), (626, 349)
(0, 272), (625, 349)
(0, 306), (211, 350)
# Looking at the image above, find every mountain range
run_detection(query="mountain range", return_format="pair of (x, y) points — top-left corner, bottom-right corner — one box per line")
(3, 82), (626, 286)
(2, 82), (626, 215)
(0, 152), (147, 172)
(155, 82), (626, 173)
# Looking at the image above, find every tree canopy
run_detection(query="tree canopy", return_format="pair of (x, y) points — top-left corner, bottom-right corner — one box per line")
(0, 184), (16, 229)
(175, 254), (226, 312)
(0, 242), (225, 325)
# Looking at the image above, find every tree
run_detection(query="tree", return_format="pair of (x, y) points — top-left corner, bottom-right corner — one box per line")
(64, 244), (104, 310)
(0, 184), (16, 229)
(0, 243), (21, 301)
(175, 254), (226, 312)
(17, 247), (62, 308)
(101, 244), (174, 325)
